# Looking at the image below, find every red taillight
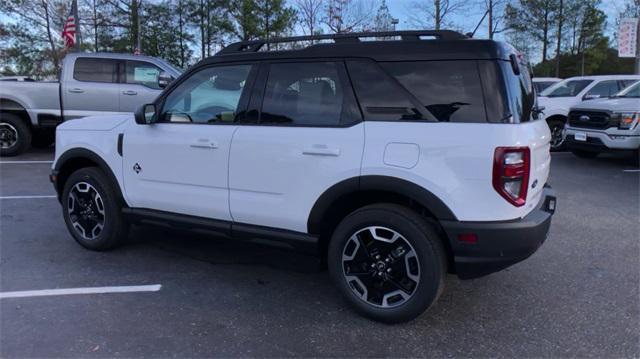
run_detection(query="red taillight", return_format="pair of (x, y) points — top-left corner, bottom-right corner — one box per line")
(493, 147), (530, 207)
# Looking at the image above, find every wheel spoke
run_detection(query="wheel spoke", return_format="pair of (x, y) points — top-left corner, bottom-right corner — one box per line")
(67, 181), (106, 241)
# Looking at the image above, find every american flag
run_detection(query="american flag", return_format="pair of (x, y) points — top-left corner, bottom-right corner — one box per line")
(61, 7), (76, 49)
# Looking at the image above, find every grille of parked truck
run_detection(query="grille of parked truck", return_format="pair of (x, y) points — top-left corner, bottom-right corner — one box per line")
(49, 30), (557, 323)
(0, 53), (182, 156)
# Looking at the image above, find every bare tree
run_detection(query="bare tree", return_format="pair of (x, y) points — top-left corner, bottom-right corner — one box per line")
(406, 0), (465, 30)
(322, 0), (373, 33)
(296, 0), (324, 35)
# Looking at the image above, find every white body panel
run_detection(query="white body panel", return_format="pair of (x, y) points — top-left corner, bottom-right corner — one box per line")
(228, 124), (365, 232)
(54, 116), (551, 232)
(122, 123), (236, 221)
(361, 120), (551, 222)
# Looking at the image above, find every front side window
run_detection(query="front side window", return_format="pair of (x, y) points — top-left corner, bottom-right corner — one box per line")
(382, 60), (487, 122)
(544, 80), (593, 97)
(617, 82), (640, 98)
(73, 58), (118, 83)
(585, 80), (620, 98)
(260, 62), (344, 126)
(126, 60), (162, 89)
(161, 65), (251, 124)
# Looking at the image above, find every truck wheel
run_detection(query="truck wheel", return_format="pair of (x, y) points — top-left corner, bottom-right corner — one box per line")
(32, 129), (55, 148)
(0, 113), (31, 157)
(61, 167), (129, 251)
(548, 119), (566, 151)
(328, 203), (446, 323)
(571, 149), (599, 159)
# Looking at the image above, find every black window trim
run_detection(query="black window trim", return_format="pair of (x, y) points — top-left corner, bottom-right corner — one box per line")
(72, 57), (120, 84)
(153, 62), (258, 126)
(240, 58), (363, 128)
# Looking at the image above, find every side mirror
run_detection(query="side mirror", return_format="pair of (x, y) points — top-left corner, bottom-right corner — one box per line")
(583, 94), (600, 100)
(158, 71), (173, 89)
(135, 104), (157, 125)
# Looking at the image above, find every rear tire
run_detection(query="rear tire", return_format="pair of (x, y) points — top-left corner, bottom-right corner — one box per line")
(0, 113), (31, 157)
(328, 203), (446, 323)
(571, 149), (599, 159)
(61, 167), (128, 250)
(31, 129), (55, 148)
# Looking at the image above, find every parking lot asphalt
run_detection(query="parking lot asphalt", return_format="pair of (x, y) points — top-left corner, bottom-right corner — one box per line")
(1, 148), (638, 358)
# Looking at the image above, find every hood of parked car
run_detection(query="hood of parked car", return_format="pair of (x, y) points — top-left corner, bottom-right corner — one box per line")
(57, 114), (132, 131)
(537, 96), (580, 116)
(570, 97), (640, 113)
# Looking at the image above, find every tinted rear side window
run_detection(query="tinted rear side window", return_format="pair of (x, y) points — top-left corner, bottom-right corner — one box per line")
(346, 60), (428, 121)
(382, 61), (487, 122)
(73, 58), (118, 83)
(261, 62), (345, 126)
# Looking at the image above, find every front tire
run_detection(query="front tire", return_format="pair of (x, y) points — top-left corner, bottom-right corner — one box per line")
(61, 167), (128, 250)
(0, 113), (31, 156)
(328, 204), (446, 323)
(548, 119), (566, 151)
(571, 149), (599, 159)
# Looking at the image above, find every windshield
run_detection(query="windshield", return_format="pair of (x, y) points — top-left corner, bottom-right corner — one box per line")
(614, 81), (640, 98)
(542, 79), (593, 97)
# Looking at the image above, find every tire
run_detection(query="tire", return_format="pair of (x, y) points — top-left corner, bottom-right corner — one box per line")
(328, 203), (447, 323)
(0, 113), (31, 157)
(571, 149), (599, 159)
(31, 129), (55, 148)
(61, 167), (128, 250)
(547, 119), (566, 151)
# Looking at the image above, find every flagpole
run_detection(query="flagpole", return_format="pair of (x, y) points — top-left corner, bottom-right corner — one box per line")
(73, 0), (81, 51)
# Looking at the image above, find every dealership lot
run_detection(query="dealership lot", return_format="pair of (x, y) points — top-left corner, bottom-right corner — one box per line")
(1, 149), (638, 357)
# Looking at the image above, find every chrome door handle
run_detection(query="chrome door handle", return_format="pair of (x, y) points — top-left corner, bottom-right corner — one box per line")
(302, 145), (340, 157)
(122, 90), (138, 95)
(69, 88), (84, 93)
(190, 139), (218, 149)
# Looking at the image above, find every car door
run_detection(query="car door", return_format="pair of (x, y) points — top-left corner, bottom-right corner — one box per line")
(62, 57), (121, 120)
(119, 60), (166, 112)
(122, 63), (255, 221)
(228, 61), (364, 233)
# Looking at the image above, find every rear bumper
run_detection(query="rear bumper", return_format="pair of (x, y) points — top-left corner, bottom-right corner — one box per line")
(441, 186), (556, 279)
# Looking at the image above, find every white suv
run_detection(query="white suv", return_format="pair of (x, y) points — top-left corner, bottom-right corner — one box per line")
(50, 31), (556, 323)
(538, 75), (640, 150)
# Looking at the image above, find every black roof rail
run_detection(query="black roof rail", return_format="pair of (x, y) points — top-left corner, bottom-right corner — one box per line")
(217, 30), (468, 55)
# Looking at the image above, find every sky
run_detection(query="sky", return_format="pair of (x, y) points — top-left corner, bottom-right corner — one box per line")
(383, 0), (629, 39)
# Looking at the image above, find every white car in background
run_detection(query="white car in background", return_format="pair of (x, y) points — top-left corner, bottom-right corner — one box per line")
(532, 77), (561, 93)
(565, 80), (640, 159)
(537, 75), (640, 150)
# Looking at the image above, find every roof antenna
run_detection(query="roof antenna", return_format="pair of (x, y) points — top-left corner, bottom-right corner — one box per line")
(467, 9), (489, 38)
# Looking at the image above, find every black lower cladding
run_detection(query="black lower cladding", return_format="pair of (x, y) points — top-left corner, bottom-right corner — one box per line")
(441, 186), (556, 279)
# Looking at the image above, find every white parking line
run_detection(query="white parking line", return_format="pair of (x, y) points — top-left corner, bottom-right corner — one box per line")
(0, 284), (162, 299)
(0, 160), (53, 164)
(0, 195), (57, 199)
(623, 169), (640, 173)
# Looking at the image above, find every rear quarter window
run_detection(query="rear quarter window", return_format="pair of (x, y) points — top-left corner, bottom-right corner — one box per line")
(381, 60), (487, 123)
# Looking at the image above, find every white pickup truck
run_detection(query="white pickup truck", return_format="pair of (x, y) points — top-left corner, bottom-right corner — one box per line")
(0, 52), (181, 156)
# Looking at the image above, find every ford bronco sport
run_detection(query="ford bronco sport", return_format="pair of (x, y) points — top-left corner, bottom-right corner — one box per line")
(51, 30), (556, 323)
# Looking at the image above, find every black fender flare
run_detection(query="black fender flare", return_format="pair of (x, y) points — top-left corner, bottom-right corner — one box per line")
(307, 175), (457, 234)
(53, 148), (125, 204)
